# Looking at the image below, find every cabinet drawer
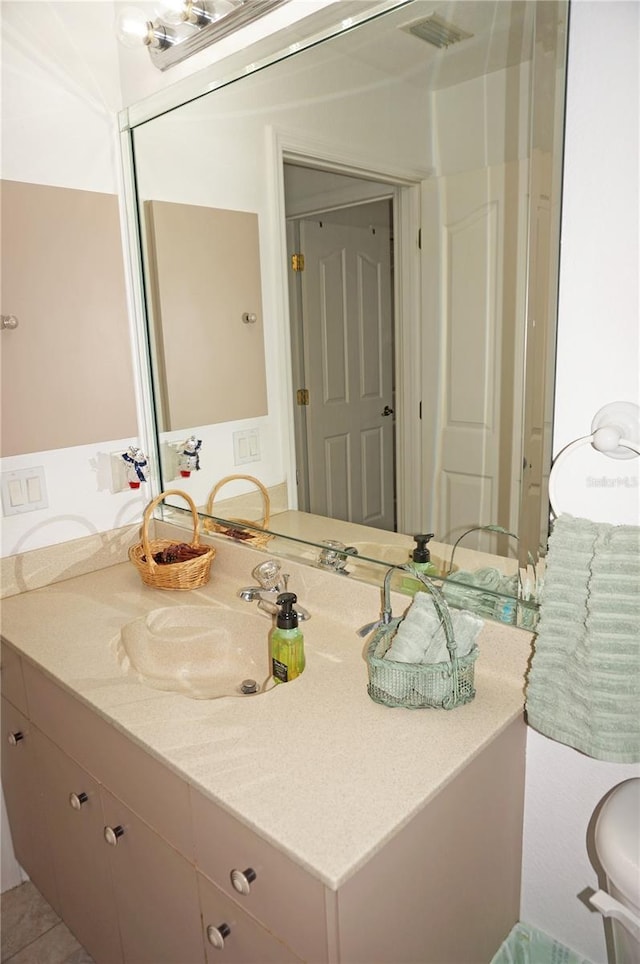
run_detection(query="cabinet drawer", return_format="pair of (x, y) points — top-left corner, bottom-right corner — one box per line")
(198, 870), (301, 964)
(0, 640), (28, 715)
(22, 658), (193, 858)
(191, 787), (327, 963)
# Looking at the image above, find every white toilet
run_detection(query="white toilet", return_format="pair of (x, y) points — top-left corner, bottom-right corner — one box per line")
(590, 778), (640, 964)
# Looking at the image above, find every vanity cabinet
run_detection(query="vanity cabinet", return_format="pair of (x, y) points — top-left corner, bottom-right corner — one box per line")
(1, 640), (526, 963)
(1, 644), (304, 964)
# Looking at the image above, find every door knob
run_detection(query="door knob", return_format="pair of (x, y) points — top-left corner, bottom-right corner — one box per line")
(69, 792), (88, 810)
(104, 825), (125, 847)
(230, 867), (256, 895)
(7, 731), (24, 746)
(206, 923), (231, 950)
(381, 405), (394, 416)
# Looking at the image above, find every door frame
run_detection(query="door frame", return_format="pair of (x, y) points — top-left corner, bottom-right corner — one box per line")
(266, 125), (429, 532)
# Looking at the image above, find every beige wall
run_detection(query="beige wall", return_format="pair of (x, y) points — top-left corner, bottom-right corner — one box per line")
(145, 200), (267, 432)
(1, 180), (137, 457)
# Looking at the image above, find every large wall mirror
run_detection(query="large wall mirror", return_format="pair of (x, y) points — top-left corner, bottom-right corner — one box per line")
(122, 0), (568, 625)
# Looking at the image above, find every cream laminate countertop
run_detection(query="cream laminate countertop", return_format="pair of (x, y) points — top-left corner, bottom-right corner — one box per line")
(0, 540), (533, 891)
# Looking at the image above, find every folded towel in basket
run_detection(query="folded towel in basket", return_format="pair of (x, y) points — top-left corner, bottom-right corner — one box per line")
(526, 514), (640, 763)
(384, 591), (483, 664)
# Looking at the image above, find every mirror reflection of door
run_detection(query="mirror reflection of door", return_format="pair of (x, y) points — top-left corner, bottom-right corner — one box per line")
(286, 185), (396, 531)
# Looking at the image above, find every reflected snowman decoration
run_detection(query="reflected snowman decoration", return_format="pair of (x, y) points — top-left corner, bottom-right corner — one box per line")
(178, 436), (202, 477)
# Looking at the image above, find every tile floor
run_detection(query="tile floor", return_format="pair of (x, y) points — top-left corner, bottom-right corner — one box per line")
(1, 882), (93, 964)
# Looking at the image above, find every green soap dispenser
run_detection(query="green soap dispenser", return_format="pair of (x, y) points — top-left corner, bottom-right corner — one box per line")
(402, 533), (439, 593)
(270, 592), (305, 684)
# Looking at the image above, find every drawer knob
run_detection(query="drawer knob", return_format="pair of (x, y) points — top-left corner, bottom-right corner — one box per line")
(7, 731), (24, 746)
(69, 792), (89, 810)
(104, 825), (125, 847)
(230, 867), (256, 896)
(206, 923), (231, 950)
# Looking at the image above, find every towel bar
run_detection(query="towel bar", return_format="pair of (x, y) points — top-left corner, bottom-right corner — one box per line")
(548, 401), (640, 517)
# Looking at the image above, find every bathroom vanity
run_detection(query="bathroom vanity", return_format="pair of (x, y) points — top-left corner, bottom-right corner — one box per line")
(1, 537), (532, 963)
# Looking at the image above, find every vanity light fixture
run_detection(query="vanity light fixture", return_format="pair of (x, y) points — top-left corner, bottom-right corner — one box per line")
(115, 0), (288, 71)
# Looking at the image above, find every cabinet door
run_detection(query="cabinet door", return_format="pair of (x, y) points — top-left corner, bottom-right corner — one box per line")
(198, 872), (300, 964)
(34, 729), (123, 964)
(0, 696), (60, 913)
(101, 788), (204, 964)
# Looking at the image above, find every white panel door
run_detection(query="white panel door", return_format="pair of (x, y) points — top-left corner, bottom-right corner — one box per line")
(423, 165), (518, 548)
(298, 217), (395, 529)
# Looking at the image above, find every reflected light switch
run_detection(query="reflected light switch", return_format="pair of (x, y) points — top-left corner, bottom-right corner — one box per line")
(233, 429), (261, 465)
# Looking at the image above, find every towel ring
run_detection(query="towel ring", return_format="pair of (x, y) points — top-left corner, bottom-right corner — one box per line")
(548, 402), (640, 518)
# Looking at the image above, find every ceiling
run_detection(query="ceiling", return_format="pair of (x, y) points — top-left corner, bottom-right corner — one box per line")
(324, 0), (533, 92)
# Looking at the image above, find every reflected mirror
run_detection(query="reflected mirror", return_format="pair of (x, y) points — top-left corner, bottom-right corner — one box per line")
(123, 0), (568, 622)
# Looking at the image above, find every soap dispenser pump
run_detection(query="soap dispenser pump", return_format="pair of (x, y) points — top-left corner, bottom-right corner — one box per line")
(402, 533), (439, 593)
(270, 592), (305, 684)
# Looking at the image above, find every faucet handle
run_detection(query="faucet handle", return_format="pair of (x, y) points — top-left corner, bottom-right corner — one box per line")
(251, 559), (281, 589)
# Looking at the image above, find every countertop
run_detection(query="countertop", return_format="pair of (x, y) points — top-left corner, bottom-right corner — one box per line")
(0, 535), (533, 891)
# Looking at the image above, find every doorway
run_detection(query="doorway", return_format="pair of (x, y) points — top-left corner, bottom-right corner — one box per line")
(284, 164), (397, 531)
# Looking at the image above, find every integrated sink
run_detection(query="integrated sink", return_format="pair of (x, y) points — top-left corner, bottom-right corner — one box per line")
(115, 606), (273, 699)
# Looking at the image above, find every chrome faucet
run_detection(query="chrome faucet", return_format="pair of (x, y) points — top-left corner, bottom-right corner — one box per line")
(316, 540), (358, 573)
(239, 560), (310, 620)
(357, 566), (396, 637)
(357, 564), (449, 638)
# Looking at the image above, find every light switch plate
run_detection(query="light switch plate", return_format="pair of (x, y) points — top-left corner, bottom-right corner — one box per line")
(233, 429), (260, 465)
(1, 467), (48, 515)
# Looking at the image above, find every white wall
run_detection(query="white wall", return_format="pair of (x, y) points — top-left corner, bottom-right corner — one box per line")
(0, 1), (148, 558)
(550, 0), (639, 525)
(520, 2), (640, 961)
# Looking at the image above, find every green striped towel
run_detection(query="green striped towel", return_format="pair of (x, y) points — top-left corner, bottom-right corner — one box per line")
(525, 514), (640, 763)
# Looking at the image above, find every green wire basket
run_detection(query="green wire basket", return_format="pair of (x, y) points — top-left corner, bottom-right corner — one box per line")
(365, 566), (478, 710)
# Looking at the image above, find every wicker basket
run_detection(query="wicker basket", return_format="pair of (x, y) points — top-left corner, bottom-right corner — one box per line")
(203, 475), (272, 549)
(365, 569), (478, 710)
(129, 489), (215, 590)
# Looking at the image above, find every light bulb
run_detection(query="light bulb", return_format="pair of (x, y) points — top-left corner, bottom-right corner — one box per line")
(154, 0), (190, 25)
(115, 6), (153, 47)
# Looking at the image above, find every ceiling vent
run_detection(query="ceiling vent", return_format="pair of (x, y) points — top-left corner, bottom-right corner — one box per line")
(404, 14), (473, 49)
